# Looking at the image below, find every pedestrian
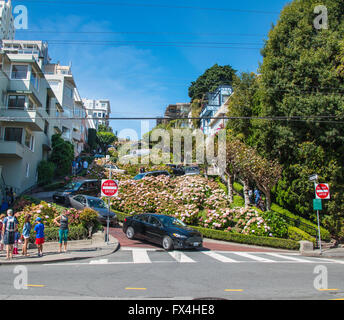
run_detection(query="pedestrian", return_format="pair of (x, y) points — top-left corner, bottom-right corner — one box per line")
(72, 159), (77, 175)
(83, 160), (89, 170)
(248, 189), (254, 205)
(9, 188), (14, 205)
(34, 217), (45, 257)
(21, 214), (32, 257)
(0, 199), (9, 213)
(254, 188), (260, 206)
(13, 230), (20, 255)
(2, 209), (18, 260)
(54, 211), (69, 253)
(0, 214), (4, 251)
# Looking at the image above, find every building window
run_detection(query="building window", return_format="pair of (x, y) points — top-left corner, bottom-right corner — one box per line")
(65, 86), (73, 99)
(24, 130), (34, 151)
(46, 95), (50, 114)
(25, 163), (30, 178)
(11, 65), (28, 79)
(8, 95), (26, 110)
(4, 128), (23, 144)
(44, 121), (49, 135)
(30, 70), (39, 90)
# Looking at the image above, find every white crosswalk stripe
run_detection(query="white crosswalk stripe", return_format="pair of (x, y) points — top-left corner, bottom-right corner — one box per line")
(202, 251), (240, 263)
(231, 252), (276, 263)
(132, 249), (151, 264)
(44, 248), (344, 266)
(168, 251), (196, 263)
(263, 252), (314, 263)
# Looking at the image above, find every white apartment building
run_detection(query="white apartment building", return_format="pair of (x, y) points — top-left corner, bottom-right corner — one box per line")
(0, 51), (63, 199)
(83, 98), (111, 131)
(0, 0), (14, 41)
(44, 62), (87, 156)
(0, 39), (88, 200)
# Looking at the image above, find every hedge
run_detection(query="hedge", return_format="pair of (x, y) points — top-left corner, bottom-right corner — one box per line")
(288, 226), (316, 245)
(29, 225), (88, 243)
(113, 210), (300, 250)
(192, 226), (300, 251)
(270, 203), (331, 241)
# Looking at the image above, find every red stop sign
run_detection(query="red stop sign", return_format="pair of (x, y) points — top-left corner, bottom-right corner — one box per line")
(101, 180), (118, 197)
(315, 184), (330, 200)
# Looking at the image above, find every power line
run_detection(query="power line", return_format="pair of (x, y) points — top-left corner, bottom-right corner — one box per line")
(14, 0), (280, 15)
(16, 30), (267, 37)
(1, 115), (343, 124)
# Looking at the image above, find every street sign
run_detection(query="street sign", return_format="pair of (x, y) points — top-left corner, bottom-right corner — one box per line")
(309, 174), (318, 182)
(315, 183), (330, 200)
(313, 199), (322, 211)
(101, 179), (118, 197)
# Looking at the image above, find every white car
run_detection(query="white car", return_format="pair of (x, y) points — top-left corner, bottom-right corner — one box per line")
(104, 164), (126, 174)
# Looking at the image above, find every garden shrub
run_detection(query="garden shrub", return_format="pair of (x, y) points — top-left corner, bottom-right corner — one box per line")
(288, 226), (316, 245)
(37, 161), (56, 186)
(271, 203), (331, 241)
(191, 226), (300, 250)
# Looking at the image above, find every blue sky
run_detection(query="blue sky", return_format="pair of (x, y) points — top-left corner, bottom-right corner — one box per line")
(13, 0), (290, 138)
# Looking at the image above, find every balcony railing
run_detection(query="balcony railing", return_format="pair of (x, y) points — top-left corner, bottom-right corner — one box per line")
(0, 107), (45, 132)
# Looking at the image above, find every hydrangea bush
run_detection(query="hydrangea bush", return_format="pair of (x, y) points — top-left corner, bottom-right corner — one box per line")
(110, 175), (289, 238)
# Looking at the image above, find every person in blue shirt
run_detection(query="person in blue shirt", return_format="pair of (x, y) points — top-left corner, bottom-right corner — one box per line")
(34, 217), (45, 257)
(0, 200), (9, 213)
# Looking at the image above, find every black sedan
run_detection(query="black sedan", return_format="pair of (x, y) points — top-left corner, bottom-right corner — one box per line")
(123, 214), (203, 250)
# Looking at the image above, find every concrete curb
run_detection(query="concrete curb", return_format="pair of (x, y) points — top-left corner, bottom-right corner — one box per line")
(0, 235), (120, 266)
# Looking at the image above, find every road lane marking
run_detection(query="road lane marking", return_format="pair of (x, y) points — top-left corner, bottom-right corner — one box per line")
(202, 251), (240, 263)
(231, 252), (276, 263)
(264, 253), (314, 263)
(125, 288), (147, 290)
(89, 259), (109, 265)
(26, 285), (45, 288)
(318, 289), (339, 291)
(132, 249), (151, 264)
(168, 251), (196, 263)
(224, 289), (244, 292)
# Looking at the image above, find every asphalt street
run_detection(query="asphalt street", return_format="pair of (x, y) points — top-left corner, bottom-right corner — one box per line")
(0, 248), (343, 300)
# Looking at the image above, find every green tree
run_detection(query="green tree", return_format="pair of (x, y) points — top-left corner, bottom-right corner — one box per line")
(252, 0), (344, 234)
(96, 131), (117, 152)
(188, 64), (236, 102)
(49, 134), (74, 177)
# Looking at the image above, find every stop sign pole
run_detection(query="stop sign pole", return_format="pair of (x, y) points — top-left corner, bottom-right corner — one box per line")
(101, 172), (119, 244)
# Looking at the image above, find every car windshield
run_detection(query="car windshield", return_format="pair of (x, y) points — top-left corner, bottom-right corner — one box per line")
(64, 182), (82, 191)
(157, 216), (187, 227)
(133, 174), (145, 180)
(185, 167), (199, 172)
(88, 199), (108, 209)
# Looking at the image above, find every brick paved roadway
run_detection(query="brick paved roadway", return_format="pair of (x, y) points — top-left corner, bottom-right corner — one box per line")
(109, 227), (283, 252)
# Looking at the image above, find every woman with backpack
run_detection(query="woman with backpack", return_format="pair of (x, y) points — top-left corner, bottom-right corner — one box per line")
(2, 209), (18, 260)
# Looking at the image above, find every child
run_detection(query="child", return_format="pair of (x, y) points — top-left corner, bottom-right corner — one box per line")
(0, 214), (4, 251)
(21, 214), (32, 257)
(34, 217), (45, 257)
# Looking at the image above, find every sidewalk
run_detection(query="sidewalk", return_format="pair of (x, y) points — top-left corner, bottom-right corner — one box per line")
(0, 232), (119, 265)
(302, 247), (344, 259)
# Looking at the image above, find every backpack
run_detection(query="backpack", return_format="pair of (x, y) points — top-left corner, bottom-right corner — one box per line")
(5, 216), (15, 232)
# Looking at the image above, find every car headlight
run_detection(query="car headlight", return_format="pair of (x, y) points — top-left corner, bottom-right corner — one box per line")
(172, 233), (187, 239)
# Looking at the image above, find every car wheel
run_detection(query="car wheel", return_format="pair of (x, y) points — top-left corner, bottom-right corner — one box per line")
(126, 227), (135, 240)
(162, 236), (174, 251)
